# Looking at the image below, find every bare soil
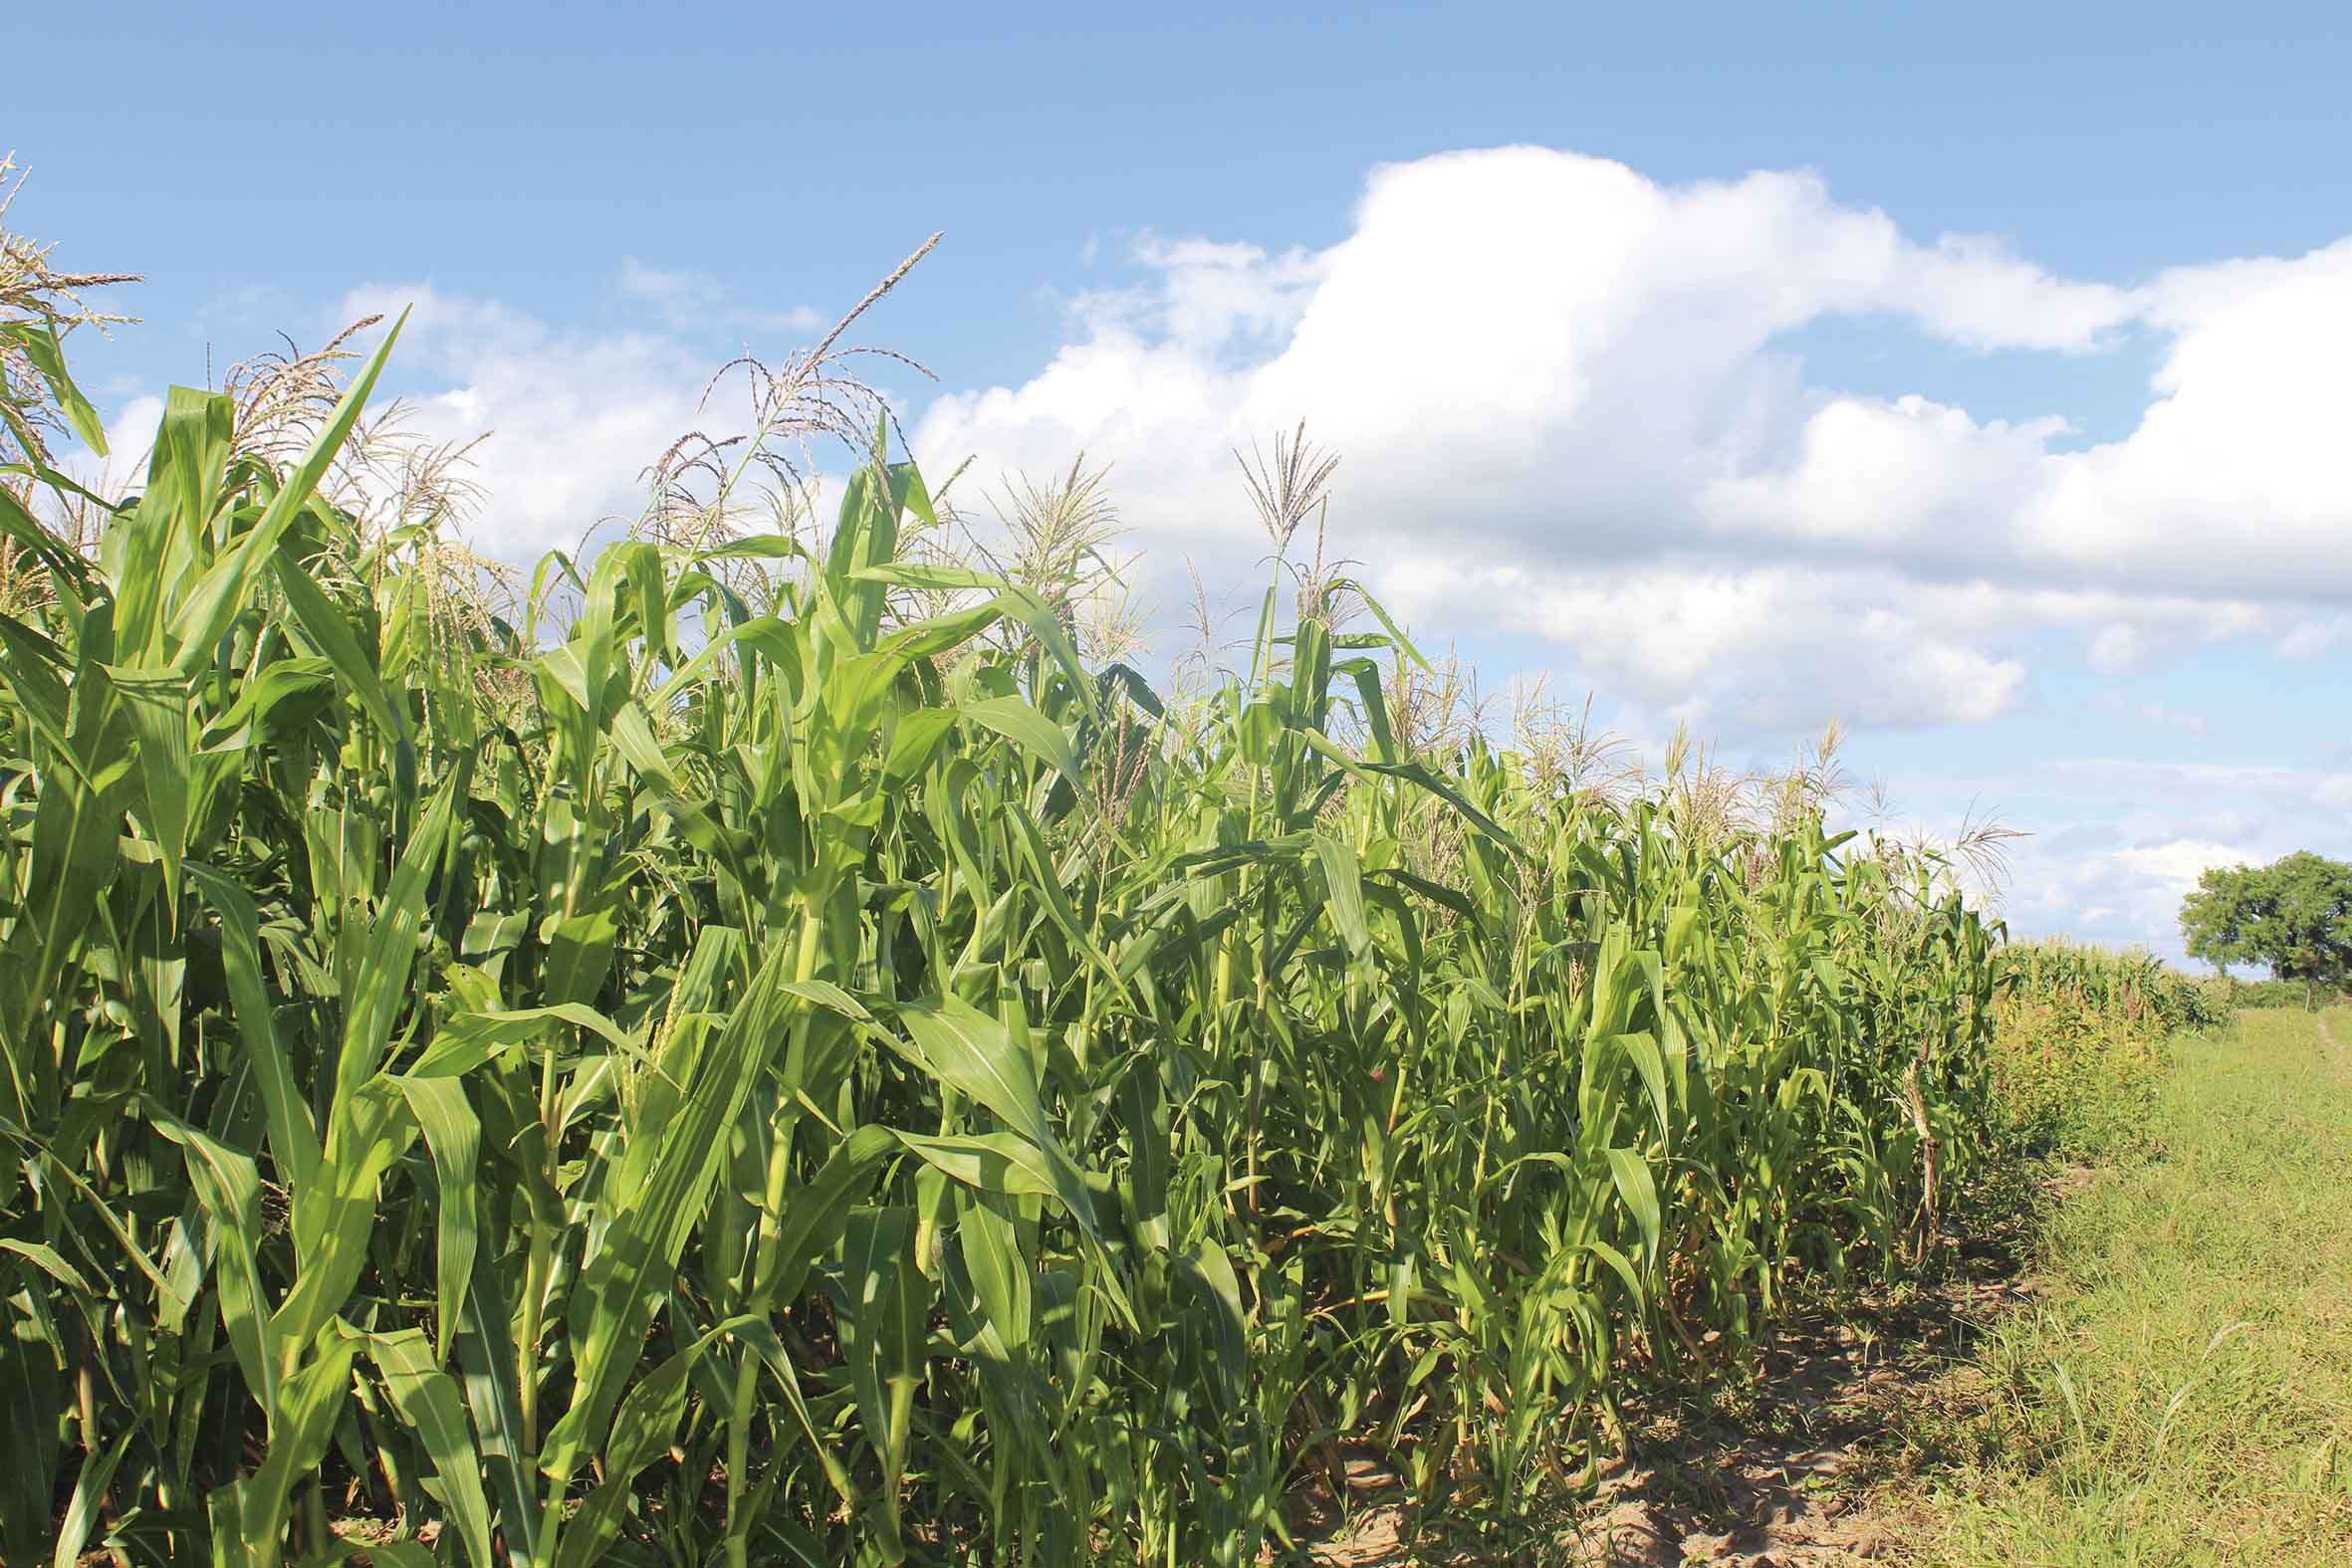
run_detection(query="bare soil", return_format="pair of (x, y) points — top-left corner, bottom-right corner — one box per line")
(1303, 1186), (2054, 1566)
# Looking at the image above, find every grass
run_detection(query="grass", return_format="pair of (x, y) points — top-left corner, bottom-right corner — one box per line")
(1889, 1006), (2352, 1565)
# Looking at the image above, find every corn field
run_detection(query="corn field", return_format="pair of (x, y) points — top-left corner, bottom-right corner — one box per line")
(2001, 939), (2229, 1037)
(1988, 938), (2228, 1154)
(0, 306), (2011, 1566)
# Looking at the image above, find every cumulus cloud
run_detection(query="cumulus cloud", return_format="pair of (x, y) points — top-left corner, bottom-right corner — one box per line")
(2087, 837), (2263, 944)
(339, 283), (716, 560)
(1361, 556), (2028, 728)
(914, 146), (2352, 732)
(84, 146), (2338, 748)
(1991, 822), (2257, 963)
(1930, 756), (2352, 961)
(57, 392), (169, 497)
(2022, 240), (2352, 590)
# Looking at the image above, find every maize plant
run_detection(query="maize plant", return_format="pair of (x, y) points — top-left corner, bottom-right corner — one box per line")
(1987, 938), (2225, 1153)
(0, 319), (2004, 1566)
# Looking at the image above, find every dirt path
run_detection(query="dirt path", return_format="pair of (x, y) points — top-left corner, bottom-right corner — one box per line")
(1306, 1206), (2042, 1566)
(1566, 1245), (2035, 1566)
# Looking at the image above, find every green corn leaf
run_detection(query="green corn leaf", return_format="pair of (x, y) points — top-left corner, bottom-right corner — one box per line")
(541, 940), (796, 1482)
(336, 779), (459, 1104)
(0, 480), (98, 597)
(962, 694), (1082, 791)
(1606, 1148), (1663, 1269)
(829, 1206), (926, 1559)
(1314, 832), (1373, 963)
(49, 1425), (136, 1568)
(953, 1190), (1036, 1351)
(1614, 1030), (1672, 1144)
(0, 1291), (67, 1568)
(896, 998), (1086, 1223)
(188, 862), (323, 1191)
(896, 995), (1133, 1325)
(752, 1123), (896, 1312)
(146, 1109), (275, 1417)
(891, 1129), (1059, 1199)
(226, 1323), (362, 1563)
(168, 310), (407, 673)
(392, 1075), (481, 1359)
(369, 1328), (496, 1568)
(9, 319), (108, 455)
(454, 1245), (539, 1566)
(271, 537), (417, 799)
(0, 1238), (91, 1295)
(404, 1001), (634, 1078)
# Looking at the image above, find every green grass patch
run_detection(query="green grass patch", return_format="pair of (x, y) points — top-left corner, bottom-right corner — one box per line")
(1896, 1007), (2352, 1565)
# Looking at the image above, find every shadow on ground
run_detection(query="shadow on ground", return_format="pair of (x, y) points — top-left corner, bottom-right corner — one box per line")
(1302, 1172), (2058, 1566)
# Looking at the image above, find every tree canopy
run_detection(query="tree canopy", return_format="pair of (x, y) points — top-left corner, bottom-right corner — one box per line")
(2180, 851), (2352, 1007)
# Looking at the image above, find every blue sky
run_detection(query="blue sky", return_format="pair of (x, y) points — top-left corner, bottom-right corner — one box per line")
(15, 2), (2352, 961)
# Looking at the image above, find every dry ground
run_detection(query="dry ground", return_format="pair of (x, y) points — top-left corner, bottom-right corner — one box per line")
(1303, 1185), (2048, 1566)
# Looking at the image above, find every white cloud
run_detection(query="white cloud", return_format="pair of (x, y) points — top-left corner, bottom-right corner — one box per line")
(2094, 687), (2210, 735)
(2278, 613), (2350, 659)
(1991, 828), (2260, 961)
(2109, 838), (2259, 886)
(914, 146), (2352, 732)
(2089, 837), (2259, 951)
(104, 145), (2332, 744)
(1898, 753), (2352, 962)
(2024, 240), (2352, 591)
(1362, 556), (2027, 728)
(342, 283), (713, 559)
(1076, 237), (1322, 349)
(2053, 758), (2325, 797)
(66, 392), (166, 496)
(618, 258), (718, 312)
(2088, 624), (2142, 673)
(619, 257), (825, 336)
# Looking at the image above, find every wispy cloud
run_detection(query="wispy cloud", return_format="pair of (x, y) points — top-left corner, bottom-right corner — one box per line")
(2277, 613), (2350, 659)
(2094, 688), (2211, 735)
(619, 257), (824, 337)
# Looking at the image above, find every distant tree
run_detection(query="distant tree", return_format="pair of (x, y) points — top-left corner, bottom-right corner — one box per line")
(2180, 851), (2352, 1009)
